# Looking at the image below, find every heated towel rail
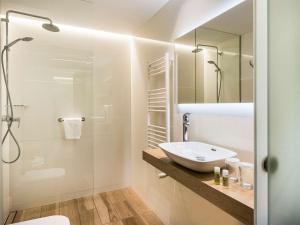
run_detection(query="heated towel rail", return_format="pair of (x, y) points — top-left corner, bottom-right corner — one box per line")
(147, 53), (170, 149)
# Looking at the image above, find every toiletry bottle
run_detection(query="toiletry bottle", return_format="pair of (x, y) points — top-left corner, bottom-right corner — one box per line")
(222, 169), (229, 187)
(214, 167), (220, 185)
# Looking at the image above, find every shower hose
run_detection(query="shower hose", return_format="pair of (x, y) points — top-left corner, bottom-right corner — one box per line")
(217, 71), (223, 103)
(1, 48), (21, 164)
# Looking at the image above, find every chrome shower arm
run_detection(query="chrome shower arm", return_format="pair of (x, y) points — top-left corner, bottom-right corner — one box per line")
(5, 10), (53, 24)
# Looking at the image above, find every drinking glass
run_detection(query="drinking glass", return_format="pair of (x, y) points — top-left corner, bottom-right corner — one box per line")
(239, 162), (254, 190)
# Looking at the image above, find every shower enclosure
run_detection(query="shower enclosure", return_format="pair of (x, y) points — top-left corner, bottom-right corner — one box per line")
(0, 8), (131, 220)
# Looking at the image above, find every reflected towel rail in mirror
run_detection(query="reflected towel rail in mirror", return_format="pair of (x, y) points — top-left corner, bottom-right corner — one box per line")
(58, 117), (85, 122)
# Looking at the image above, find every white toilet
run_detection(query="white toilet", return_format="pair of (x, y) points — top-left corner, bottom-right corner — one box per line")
(12, 216), (70, 225)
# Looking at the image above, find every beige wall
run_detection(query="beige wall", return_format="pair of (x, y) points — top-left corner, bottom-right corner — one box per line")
(176, 46), (196, 103)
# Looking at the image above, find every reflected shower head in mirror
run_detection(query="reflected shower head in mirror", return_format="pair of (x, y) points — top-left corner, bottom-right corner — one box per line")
(192, 47), (203, 53)
(207, 60), (221, 72)
(4, 37), (34, 49)
(42, 23), (60, 32)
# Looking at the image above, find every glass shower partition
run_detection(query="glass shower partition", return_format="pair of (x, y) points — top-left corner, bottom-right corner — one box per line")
(6, 19), (95, 210)
(0, 13), (131, 224)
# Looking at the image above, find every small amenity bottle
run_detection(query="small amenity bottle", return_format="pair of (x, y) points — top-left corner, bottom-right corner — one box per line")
(222, 169), (229, 187)
(214, 167), (221, 185)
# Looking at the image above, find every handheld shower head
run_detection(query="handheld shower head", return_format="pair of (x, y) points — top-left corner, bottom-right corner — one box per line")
(4, 37), (34, 49)
(22, 37), (34, 42)
(42, 23), (60, 32)
(208, 60), (221, 72)
(207, 60), (223, 103)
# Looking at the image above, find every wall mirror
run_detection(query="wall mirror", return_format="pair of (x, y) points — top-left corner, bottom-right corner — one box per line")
(175, 0), (253, 103)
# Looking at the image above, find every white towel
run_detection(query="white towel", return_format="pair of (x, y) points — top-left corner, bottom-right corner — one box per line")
(63, 118), (82, 139)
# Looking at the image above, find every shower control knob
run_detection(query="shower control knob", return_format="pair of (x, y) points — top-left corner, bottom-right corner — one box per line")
(12, 117), (21, 128)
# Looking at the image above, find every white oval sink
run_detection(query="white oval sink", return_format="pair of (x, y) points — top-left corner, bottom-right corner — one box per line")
(159, 142), (237, 172)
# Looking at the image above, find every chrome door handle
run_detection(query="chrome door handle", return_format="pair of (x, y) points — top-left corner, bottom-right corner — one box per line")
(263, 156), (278, 173)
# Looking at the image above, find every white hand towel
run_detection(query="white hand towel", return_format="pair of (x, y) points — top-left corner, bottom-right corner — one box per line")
(63, 118), (82, 139)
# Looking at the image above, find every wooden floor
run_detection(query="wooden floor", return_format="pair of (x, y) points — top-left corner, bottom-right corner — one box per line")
(6, 188), (164, 225)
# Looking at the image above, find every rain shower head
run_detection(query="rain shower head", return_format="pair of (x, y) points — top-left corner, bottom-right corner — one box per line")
(208, 60), (221, 72)
(4, 37), (34, 49)
(4, 10), (60, 33)
(42, 23), (60, 32)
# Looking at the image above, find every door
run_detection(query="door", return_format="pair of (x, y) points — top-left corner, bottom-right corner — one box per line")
(268, 0), (300, 224)
(256, 0), (300, 224)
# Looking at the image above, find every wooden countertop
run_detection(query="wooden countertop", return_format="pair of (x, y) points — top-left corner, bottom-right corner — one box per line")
(143, 148), (254, 225)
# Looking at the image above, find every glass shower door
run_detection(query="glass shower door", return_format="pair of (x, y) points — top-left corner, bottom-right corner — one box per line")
(268, 0), (300, 224)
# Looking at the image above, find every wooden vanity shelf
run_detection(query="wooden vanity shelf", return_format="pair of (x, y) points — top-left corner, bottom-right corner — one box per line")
(143, 148), (254, 225)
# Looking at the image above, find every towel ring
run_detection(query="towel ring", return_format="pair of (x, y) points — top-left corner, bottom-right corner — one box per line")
(58, 117), (85, 122)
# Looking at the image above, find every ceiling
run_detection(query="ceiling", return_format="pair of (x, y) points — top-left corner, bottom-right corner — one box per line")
(204, 0), (253, 35)
(175, 0), (253, 45)
(1, 0), (170, 34)
(176, 27), (239, 46)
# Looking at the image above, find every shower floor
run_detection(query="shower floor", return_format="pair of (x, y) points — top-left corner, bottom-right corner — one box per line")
(6, 188), (164, 225)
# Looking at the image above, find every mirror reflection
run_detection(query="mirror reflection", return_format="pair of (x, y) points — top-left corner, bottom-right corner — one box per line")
(175, 1), (253, 103)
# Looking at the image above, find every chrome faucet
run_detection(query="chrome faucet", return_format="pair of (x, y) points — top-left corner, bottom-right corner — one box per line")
(183, 113), (191, 142)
